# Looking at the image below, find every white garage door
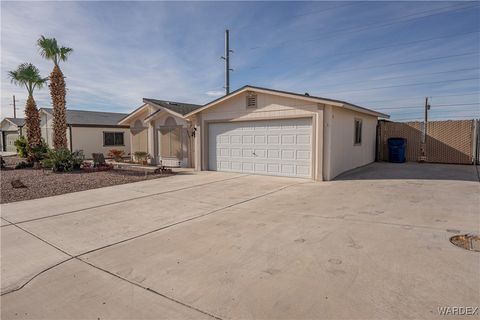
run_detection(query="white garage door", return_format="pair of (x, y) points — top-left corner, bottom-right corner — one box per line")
(209, 118), (312, 178)
(5, 132), (19, 153)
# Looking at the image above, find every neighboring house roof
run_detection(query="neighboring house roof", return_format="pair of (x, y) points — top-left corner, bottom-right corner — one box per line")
(143, 99), (202, 116)
(40, 108), (129, 126)
(185, 85), (389, 118)
(3, 118), (25, 127)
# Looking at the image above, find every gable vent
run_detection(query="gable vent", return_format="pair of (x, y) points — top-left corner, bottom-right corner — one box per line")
(246, 92), (257, 109)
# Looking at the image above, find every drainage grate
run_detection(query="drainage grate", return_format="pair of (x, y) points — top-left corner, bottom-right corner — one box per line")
(450, 234), (480, 252)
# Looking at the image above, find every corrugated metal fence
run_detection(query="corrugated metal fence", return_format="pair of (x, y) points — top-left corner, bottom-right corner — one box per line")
(377, 119), (479, 165)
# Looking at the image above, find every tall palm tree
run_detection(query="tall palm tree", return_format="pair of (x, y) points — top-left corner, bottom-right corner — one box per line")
(8, 63), (47, 149)
(37, 36), (73, 149)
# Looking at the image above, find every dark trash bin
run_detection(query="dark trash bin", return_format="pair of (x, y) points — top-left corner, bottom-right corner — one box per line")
(387, 138), (406, 163)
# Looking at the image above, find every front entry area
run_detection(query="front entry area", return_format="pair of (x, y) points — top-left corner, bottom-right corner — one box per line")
(208, 118), (313, 178)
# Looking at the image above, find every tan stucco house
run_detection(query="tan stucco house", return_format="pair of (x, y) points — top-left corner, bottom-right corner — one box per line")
(120, 85), (389, 180)
(39, 108), (131, 159)
(0, 118), (25, 152)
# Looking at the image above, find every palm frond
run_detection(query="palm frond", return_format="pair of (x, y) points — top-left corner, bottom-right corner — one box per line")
(8, 63), (46, 95)
(59, 47), (73, 62)
(37, 35), (59, 63)
(37, 35), (73, 66)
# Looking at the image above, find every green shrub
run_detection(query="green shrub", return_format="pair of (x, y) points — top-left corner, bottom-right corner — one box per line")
(28, 140), (50, 162)
(133, 151), (150, 163)
(14, 136), (49, 162)
(14, 136), (28, 158)
(42, 148), (84, 172)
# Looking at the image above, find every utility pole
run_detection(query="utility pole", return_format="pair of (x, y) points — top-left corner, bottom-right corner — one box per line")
(10, 95), (19, 118)
(221, 29), (233, 95)
(420, 97), (431, 161)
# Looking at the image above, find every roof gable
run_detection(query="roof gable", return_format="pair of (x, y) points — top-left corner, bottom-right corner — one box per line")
(143, 98), (202, 116)
(185, 85), (389, 118)
(3, 117), (25, 127)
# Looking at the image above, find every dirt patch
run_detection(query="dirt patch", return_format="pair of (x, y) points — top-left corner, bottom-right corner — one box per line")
(0, 167), (172, 204)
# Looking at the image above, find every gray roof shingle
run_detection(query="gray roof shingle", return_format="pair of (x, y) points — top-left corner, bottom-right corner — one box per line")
(143, 99), (202, 116)
(41, 108), (129, 126)
(5, 118), (25, 127)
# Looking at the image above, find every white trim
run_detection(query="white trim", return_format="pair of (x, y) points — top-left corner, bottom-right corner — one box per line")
(118, 103), (150, 125)
(144, 101), (185, 119)
(185, 86), (389, 119)
(2, 118), (23, 128)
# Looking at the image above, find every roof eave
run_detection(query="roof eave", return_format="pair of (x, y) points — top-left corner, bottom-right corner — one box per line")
(143, 100), (186, 119)
(185, 85), (387, 118)
(118, 103), (150, 125)
(342, 103), (390, 119)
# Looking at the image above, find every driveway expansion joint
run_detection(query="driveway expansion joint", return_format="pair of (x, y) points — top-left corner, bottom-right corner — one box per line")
(1, 173), (248, 226)
(1, 177), (309, 319)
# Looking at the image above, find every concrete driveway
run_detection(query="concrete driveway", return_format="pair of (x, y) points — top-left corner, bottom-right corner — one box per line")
(1, 163), (479, 319)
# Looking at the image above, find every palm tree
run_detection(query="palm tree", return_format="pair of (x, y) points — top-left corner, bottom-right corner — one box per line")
(8, 63), (47, 149)
(37, 36), (73, 149)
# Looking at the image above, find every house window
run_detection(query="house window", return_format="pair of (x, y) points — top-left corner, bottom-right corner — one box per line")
(160, 117), (182, 158)
(246, 92), (257, 109)
(103, 132), (124, 146)
(354, 119), (362, 145)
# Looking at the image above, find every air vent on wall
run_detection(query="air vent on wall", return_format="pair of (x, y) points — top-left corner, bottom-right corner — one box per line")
(246, 92), (257, 109)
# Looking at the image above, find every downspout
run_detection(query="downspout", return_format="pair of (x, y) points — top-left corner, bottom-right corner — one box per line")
(69, 125), (73, 151)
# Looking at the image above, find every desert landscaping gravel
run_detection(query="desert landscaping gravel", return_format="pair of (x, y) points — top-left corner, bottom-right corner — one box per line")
(1, 162), (170, 203)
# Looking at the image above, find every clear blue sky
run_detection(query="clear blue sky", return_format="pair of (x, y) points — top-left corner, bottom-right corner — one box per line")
(1, 1), (479, 121)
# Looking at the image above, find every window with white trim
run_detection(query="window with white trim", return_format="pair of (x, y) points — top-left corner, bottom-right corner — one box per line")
(354, 119), (362, 145)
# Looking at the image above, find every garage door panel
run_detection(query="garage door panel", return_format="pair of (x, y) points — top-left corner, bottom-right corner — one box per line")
(209, 118), (312, 178)
(5, 132), (19, 153)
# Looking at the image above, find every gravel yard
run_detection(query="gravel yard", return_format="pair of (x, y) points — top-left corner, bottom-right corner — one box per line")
(1, 157), (171, 203)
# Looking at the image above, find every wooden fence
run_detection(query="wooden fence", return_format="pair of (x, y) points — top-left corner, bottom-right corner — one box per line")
(377, 119), (478, 165)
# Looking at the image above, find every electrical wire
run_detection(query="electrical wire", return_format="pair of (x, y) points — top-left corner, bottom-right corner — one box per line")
(325, 77), (479, 94)
(310, 67), (480, 89)
(357, 92), (480, 104)
(375, 103), (480, 110)
(246, 3), (479, 51)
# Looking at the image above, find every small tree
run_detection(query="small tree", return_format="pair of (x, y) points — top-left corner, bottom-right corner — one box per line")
(37, 36), (73, 149)
(8, 63), (47, 150)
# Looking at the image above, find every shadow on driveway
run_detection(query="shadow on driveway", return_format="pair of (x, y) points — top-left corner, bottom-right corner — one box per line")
(335, 162), (479, 182)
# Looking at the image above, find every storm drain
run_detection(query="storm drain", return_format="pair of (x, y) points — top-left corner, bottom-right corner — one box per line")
(450, 234), (480, 252)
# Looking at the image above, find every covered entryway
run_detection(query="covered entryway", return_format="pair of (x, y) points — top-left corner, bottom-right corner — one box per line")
(208, 118), (313, 178)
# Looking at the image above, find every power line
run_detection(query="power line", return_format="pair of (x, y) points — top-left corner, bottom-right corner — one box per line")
(326, 77), (479, 94)
(310, 67), (480, 90)
(394, 115), (480, 121)
(248, 30), (479, 70)
(237, 3), (355, 34)
(306, 3), (479, 41)
(247, 3), (479, 51)
(387, 107), (480, 116)
(328, 30), (480, 57)
(357, 92), (480, 104)
(291, 2), (354, 18)
(314, 51), (479, 73)
(376, 103), (480, 111)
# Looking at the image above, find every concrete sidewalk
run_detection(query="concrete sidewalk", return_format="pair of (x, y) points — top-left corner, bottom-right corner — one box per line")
(1, 163), (479, 319)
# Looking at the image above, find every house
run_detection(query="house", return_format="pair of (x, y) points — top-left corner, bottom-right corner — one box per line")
(120, 85), (389, 180)
(0, 118), (25, 152)
(118, 99), (201, 167)
(39, 108), (131, 158)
